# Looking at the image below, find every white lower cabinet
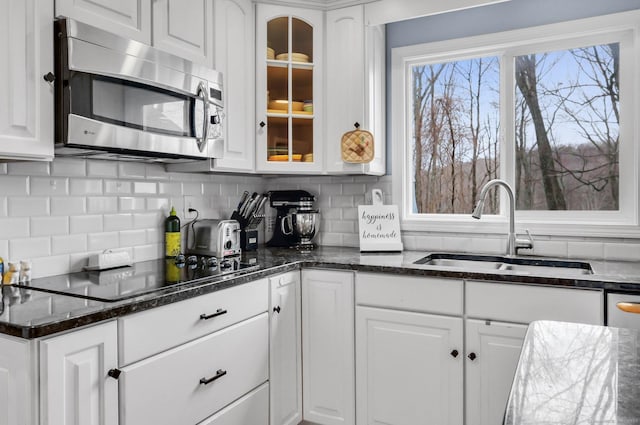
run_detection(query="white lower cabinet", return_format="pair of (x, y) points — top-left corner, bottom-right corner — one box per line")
(198, 382), (270, 425)
(119, 313), (268, 425)
(355, 306), (463, 425)
(302, 269), (355, 425)
(465, 280), (603, 425)
(270, 271), (303, 425)
(0, 334), (37, 425)
(464, 320), (528, 425)
(40, 320), (119, 425)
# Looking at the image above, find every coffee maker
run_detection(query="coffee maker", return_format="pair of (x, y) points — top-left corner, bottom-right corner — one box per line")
(267, 190), (319, 249)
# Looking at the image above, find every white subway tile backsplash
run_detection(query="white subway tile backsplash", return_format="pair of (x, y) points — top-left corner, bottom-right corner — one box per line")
(31, 216), (69, 237)
(531, 240), (568, 258)
(342, 183), (367, 196)
(0, 163), (6, 174)
(120, 229), (147, 247)
(331, 195), (354, 208)
(70, 178), (103, 195)
(568, 241), (604, 260)
(145, 164), (168, 180)
(604, 242), (640, 261)
(87, 160), (118, 178)
(104, 180), (132, 194)
(7, 161), (50, 176)
(70, 215), (103, 234)
(118, 162), (146, 179)
(0, 240), (8, 259)
(183, 182), (204, 196)
(10, 237), (50, 259)
(0, 197), (5, 216)
(104, 213), (134, 232)
(52, 234), (87, 255)
(134, 212), (162, 228)
(88, 232), (119, 251)
(87, 196), (118, 213)
(51, 197), (86, 215)
(146, 197), (170, 211)
(0, 217), (30, 239)
(8, 197), (49, 216)
(134, 243), (162, 262)
(31, 255), (71, 278)
(158, 182), (182, 195)
(1, 176), (29, 196)
(119, 197), (145, 211)
(134, 182), (157, 194)
(146, 228), (161, 244)
(50, 158), (86, 176)
(30, 177), (69, 196)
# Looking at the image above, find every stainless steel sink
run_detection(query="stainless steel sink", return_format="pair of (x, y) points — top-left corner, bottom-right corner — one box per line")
(414, 253), (593, 276)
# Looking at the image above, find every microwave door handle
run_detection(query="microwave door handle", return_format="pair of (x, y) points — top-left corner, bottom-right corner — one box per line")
(196, 81), (210, 153)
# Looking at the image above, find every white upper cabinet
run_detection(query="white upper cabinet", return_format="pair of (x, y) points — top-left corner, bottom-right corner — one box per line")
(56, 0), (214, 66)
(153, 0), (215, 67)
(325, 5), (385, 175)
(0, 0), (54, 161)
(256, 4), (324, 174)
(212, 0), (255, 171)
(55, 0), (152, 44)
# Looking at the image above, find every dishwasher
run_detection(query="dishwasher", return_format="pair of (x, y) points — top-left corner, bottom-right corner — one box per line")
(607, 292), (640, 330)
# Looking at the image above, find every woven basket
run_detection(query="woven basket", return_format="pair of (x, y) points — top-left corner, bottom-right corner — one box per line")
(341, 129), (374, 163)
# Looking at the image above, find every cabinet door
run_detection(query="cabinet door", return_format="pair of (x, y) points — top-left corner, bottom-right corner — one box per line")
(212, 0), (255, 171)
(153, 0), (214, 66)
(40, 321), (119, 425)
(0, 0), (53, 161)
(325, 7), (385, 176)
(55, 0), (151, 44)
(270, 272), (302, 425)
(325, 5), (365, 173)
(465, 319), (528, 425)
(0, 334), (36, 425)
(198, 382), (269, 425)
(356, 306), (463, 425)
(256, 4), (324, 174)
(302, 269), (355, 425)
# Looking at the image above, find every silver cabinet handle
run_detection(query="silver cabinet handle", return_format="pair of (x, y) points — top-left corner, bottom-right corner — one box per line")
(196, 81), (210, 153)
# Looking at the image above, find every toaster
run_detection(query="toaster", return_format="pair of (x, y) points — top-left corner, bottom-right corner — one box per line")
(188, 219), (241, 258)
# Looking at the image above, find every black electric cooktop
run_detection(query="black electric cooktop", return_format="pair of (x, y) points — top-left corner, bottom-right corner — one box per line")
(11, 255), (260, 303)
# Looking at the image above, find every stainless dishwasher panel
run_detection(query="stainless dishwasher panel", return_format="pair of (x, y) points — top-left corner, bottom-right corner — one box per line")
(607, 293), (640, 330)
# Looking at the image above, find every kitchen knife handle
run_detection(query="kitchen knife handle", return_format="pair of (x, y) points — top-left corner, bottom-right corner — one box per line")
(199, 369), (227, 385)
(200, 308), (227, 320)
(617, 302), (640, 314)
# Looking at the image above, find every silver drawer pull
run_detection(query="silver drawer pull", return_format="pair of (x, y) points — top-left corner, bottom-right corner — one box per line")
(200, 308), (227, 320)
(199, 369), (227, 385)
(617, 302), (640, 314)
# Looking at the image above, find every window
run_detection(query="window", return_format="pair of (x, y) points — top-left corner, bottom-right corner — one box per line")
(392, 12), (638, 237)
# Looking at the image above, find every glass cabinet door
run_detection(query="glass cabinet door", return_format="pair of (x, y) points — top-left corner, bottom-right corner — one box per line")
(258, 6), (322, 172)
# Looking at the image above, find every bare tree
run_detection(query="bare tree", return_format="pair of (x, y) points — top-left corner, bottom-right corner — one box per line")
(515, 54), (567, 210)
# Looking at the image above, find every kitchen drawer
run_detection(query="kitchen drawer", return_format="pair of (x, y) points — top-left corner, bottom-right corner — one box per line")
(119, 278), (268, 365)
(197, 382), (269, 425)
(466, 281), (603, 325)
(607, 293), (640, 330)
(356, 272), (463, 315)
(120, 313), (269, 425)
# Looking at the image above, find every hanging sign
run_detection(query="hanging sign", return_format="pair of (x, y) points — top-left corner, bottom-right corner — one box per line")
(358, 189), (403, 252)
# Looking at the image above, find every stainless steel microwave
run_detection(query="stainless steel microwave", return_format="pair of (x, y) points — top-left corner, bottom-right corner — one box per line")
(54, 18), (224, 162)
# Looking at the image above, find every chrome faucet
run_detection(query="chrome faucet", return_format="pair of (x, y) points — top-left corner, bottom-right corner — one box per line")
(472, 179), (533, 256)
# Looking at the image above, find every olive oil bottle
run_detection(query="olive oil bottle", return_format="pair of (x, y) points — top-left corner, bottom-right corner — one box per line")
(165, 207), (181, 257)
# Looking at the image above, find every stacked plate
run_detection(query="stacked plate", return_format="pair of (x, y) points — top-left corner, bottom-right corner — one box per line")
(275, 52), (310, 63)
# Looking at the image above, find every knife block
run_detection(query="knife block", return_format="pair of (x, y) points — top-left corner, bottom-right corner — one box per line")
(240, 228), (258, 251)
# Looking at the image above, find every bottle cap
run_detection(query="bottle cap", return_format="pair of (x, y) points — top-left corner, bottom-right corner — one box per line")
(170, 206), (177, 216)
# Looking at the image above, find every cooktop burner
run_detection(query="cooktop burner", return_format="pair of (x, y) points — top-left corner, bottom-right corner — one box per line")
(11, 255), (260, 303)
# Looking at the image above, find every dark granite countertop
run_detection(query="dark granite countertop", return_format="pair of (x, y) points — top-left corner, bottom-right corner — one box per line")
(3, 246), (640, 339)
(503, 320), (640, 425)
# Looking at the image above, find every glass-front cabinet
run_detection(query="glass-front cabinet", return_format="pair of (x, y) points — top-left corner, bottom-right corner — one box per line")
(256, 4), (323, 173)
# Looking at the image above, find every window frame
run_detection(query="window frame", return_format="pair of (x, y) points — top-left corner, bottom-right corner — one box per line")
(391, 11), (640, 238)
